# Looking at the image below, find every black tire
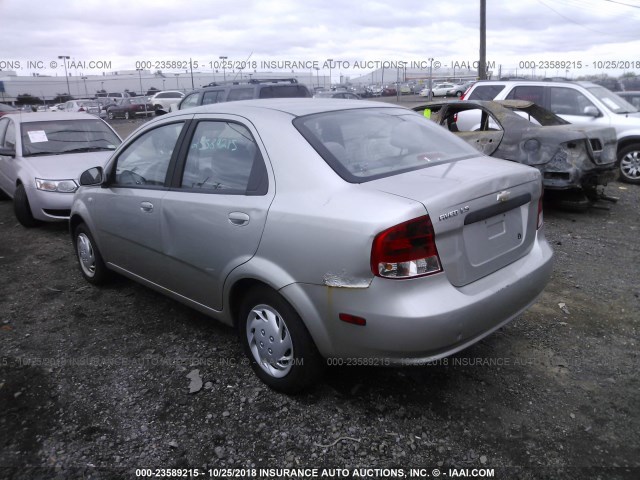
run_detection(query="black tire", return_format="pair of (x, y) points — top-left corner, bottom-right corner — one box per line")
(124, 111), (130, 120)
(456, 91), (462, 97)
(618, 144), (640, 184)
(73, 223), (109, 284)
(13, 184), (38, 227)
(239, 286), (324, 394)
(107, 111), (114, 120)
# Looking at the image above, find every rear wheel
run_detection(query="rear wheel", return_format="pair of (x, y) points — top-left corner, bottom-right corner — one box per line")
(239, 286), (323, 394)
(13, 184), (38, 227)
(107, 111), (114, 120)
(124, 111), (130, 120)
(618, 144), (640, 184)
(73, 223), (109, 284)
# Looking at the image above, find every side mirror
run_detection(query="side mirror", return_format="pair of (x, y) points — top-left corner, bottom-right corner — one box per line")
(79, 167), (104, 186)
(584, 106), (600, 118)
(0, 147), (16, 157)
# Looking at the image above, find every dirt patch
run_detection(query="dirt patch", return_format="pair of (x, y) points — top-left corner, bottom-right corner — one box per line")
(0, 182), (638, 479)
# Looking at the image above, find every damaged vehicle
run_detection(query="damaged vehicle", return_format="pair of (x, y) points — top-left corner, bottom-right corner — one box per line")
(414, 100), (618, 207)
(70, 99), (553, 393)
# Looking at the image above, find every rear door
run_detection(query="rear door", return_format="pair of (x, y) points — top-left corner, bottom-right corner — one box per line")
(159, 115), (274, 310)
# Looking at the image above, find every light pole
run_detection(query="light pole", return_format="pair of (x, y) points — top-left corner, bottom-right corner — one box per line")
(163, 79), (166, 90)
(81, 76), (88, 97)
(175, 73), (180, 90)
(314, 67), (319, 88)
(327, 58), (333, 89)
(220, 56), (228, 81)
(100, 81), (104, 94)
(136, 68), (148, 115)
(58, 55), (70, 99)
(428, 58), (434, 101)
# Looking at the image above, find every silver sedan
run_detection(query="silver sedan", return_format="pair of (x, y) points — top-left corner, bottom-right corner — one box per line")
(0, 112), (121, 226)
(70, 99), (554, 393)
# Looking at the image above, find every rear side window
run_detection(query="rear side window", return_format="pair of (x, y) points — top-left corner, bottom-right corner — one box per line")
(181, 121), (267, 195)
(202, 90), (224, 105)
(259, 85), (311, 99)
(506, 86), (544, 105)
(294, 107), (478, 183)
(227, 88), (255, 101)
(467, 85), (505, 100)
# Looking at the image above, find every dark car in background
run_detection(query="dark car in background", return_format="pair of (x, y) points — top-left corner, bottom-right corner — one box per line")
(177, 78), (311, 111)
(106, 97), (154, 120)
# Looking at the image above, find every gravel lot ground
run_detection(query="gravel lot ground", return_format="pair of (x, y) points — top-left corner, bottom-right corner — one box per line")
(0, 114), (639, 480)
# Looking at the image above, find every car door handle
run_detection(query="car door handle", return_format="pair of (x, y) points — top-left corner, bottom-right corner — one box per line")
(228, 212), (250, 226)
(140, 201), (154, 213)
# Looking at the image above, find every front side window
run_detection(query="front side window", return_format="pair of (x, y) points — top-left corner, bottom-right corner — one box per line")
(113, 123), (183, 187)
(550, 87), (596, 116)
(294, 107), (479, 182)
(180, 121), (266, 194)
(180, 93), (200, 109)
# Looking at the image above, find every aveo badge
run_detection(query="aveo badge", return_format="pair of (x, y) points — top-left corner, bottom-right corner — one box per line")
(438, 205), (470, 222)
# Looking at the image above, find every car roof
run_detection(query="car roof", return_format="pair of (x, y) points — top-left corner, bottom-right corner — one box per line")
(3, 112), (102, 122)
(166, 98), (400, 119)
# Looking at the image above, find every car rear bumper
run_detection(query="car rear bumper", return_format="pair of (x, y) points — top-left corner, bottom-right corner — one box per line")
(280, 232), (553, 363)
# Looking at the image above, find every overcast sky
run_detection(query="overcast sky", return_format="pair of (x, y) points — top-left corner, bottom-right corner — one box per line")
(1, 0), (640, 80)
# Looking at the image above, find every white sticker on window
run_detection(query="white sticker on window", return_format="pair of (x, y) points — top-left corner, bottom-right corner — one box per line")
(601, 98), (618, 110)
(27, 130), (48, 143)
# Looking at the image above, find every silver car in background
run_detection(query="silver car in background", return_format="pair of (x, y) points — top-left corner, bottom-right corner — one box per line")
(0, 112), (122, 226)
(70, 99), (553, 393)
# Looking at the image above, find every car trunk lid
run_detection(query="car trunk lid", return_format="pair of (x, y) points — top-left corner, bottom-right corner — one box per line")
(366, 157), (542, 287)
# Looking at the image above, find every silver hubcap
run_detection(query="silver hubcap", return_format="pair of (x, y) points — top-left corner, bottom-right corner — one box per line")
(246, 304), (293, 378)
(621, 151), (640, 179)
(77, 233), (96, 277)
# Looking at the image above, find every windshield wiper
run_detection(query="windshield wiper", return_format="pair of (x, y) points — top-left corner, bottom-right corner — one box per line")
(60, 147), (116, 153)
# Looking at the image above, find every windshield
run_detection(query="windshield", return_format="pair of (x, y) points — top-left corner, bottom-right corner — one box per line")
(587, 86), (638, 114)
(20, 119), (122, 156)
(294, 107), (479, 182)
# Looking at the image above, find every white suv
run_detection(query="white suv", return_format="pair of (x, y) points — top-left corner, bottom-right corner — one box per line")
(461, 80), (640, 183)
(149, 91), (185, 114)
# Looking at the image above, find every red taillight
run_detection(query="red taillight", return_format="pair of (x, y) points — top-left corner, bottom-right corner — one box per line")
(371, 216), (442, 279)
(459, 84), (474, 100)
(78, 107), (85, 112)
(537, 194), (544, 229)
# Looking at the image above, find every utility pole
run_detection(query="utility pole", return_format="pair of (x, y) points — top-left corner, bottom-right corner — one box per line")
(479, 0), (487, 80)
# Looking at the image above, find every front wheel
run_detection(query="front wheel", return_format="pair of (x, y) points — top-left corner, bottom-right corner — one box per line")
(13, 184), (38, 227)
(107, 111), (114, 120)
(618, 144), (640, 184)
(239, 286), (323, 394)
(124, 111), (130, 120)
(73, 223), (109, 284)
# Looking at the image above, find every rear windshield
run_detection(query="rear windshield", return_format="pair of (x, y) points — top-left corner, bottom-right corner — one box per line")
(293, 107), (478, 182)
(259, 85), (311, 99)
(468, 85), (506, 100)
(20, 119), (122, 157)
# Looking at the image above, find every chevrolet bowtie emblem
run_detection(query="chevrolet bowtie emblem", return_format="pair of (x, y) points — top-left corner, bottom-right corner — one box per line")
(497, 190), (511, 202)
